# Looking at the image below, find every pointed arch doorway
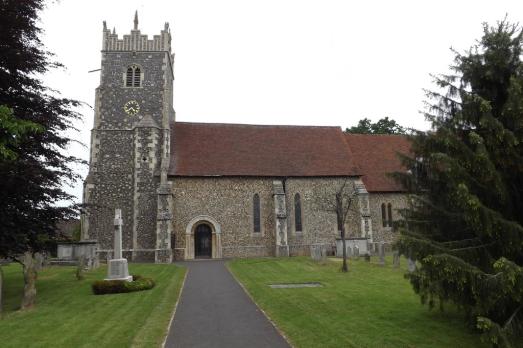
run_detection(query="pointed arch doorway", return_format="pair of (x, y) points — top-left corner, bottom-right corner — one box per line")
(194, 223), (212, 258)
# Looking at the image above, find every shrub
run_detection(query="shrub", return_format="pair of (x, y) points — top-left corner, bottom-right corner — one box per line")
(92, 275), (155, 295)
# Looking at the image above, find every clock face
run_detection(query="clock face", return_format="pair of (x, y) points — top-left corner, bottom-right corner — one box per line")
(123, 100), (140, 116)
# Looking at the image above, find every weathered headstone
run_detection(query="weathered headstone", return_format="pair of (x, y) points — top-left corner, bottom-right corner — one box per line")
(347, 245), (353, 258)
(35, 252), (45, 271)
(76, 255), (86, 280)
(105, 209), (132, 281)
(310, 244), (327, 262)
(393, 250), (400, 268)
(407, 258), (416, 273)
(378, 242), (385, 266)
(353, 245), (359, 258)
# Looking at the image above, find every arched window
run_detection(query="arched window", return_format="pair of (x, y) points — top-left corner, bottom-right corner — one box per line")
(253, 194), (261, 233)
(126, 67), (133, 87)
(133, 67), (141, 87)
(125, 65), (142, 87)
(381, 203), (387, 227)
(387, 203), (393, 228)
(294, 193), (302, 232)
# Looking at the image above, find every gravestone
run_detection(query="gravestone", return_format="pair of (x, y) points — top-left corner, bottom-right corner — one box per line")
(353, 245), (359, 258)
(347, 245), (353, 258)
(335, 238), (369, 257)
(378, 242), (385, 266)
(407, 258), (416, 273)
(55, 241), (98, 269)
(310, 244), (327, 262)
(393, 250), (400, 268)
(105, 209), (132, 281)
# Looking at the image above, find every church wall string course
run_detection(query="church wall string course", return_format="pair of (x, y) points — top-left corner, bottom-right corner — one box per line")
(81, 14), (411, 263)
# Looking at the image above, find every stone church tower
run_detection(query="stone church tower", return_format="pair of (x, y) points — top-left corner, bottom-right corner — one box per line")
(82, 12), (174, 263)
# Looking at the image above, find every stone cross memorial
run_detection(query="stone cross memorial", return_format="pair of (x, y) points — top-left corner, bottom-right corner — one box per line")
(106, 209), (132, 281)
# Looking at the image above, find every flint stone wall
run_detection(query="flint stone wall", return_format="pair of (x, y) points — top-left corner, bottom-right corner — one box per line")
(368, 192), (408, 243)
(84, 49), (172, 262)
(171, 177), (362, 259)
(172, 178), (275, 259)
(285, 178), (362, 256)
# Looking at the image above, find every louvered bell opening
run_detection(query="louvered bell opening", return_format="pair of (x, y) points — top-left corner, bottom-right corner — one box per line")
(126, 67), (133, 87)
(133, 67), (141, 87)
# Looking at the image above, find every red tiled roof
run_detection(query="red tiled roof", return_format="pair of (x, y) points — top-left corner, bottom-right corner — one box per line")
(169, 122), (361, 177)
(344, 134), (412, 192)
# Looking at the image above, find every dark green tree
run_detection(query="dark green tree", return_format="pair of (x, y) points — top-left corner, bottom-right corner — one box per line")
(0, 105), (42, 160)
(395, 21), (523, 347)
(345, 116), (406, 134)
(0, 0), (83, 309)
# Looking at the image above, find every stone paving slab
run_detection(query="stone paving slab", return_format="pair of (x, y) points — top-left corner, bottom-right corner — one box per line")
(165, 260), (290, 348)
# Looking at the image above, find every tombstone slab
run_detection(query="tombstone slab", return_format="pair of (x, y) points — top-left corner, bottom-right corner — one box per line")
(378, 242), (385, 266)
(393, 250), (400, 268)
(407, 258), (416, 273)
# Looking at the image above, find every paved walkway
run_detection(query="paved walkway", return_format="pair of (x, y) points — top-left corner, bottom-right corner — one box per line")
(165, 260), (289, 348)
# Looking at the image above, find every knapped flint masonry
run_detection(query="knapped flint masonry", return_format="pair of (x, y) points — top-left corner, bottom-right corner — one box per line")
(81, 13), (411, 263)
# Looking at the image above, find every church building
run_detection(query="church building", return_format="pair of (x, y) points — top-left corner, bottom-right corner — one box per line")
(81, 14), (411, 263)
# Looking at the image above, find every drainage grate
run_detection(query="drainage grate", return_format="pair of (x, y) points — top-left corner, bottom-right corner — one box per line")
(269, 282), (323, 288)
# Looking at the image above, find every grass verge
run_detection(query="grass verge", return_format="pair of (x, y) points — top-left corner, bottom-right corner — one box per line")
(0, 263), (186, 348)
(228, 256), (487, 348)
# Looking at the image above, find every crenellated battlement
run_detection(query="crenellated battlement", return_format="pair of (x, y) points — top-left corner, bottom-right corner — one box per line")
(102, 11), (171, 52)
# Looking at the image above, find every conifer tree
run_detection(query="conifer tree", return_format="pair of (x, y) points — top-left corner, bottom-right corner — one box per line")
(395, 20), (523, 347)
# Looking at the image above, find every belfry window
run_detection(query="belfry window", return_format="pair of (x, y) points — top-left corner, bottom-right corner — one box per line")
(253, 193), (261, 233)
(294, 193), (302, 233)
(125, 65), (142, 87)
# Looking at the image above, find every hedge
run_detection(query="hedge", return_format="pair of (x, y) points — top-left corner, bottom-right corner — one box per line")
(92, 275), (155, 295)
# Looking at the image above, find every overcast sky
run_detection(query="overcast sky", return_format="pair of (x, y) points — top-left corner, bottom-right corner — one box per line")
(39, 0), (523, 203)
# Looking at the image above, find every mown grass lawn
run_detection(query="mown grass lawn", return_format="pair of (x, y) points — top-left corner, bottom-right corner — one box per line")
(0, 263), (186, 348)
(228, 256), (487, 348)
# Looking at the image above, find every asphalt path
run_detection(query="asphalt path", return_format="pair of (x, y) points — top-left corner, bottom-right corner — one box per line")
(164, 260), (290, 348)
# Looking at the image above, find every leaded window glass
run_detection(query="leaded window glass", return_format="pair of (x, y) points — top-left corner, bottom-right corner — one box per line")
(253, 194), (261, 233)
(294, 193), (302, 232)
(387, 203), (393, 228)
(381, 203), (387, 227)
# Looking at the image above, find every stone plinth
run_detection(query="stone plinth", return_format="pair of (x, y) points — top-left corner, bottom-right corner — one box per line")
(106, 258), (132, 281)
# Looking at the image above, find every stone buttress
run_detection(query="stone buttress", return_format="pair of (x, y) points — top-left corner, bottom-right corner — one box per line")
(272, 180), (289, 257)
(354, 178), (373, 241)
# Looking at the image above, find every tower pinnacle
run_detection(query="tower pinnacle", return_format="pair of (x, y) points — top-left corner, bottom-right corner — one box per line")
(133, 10), (138, 30)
